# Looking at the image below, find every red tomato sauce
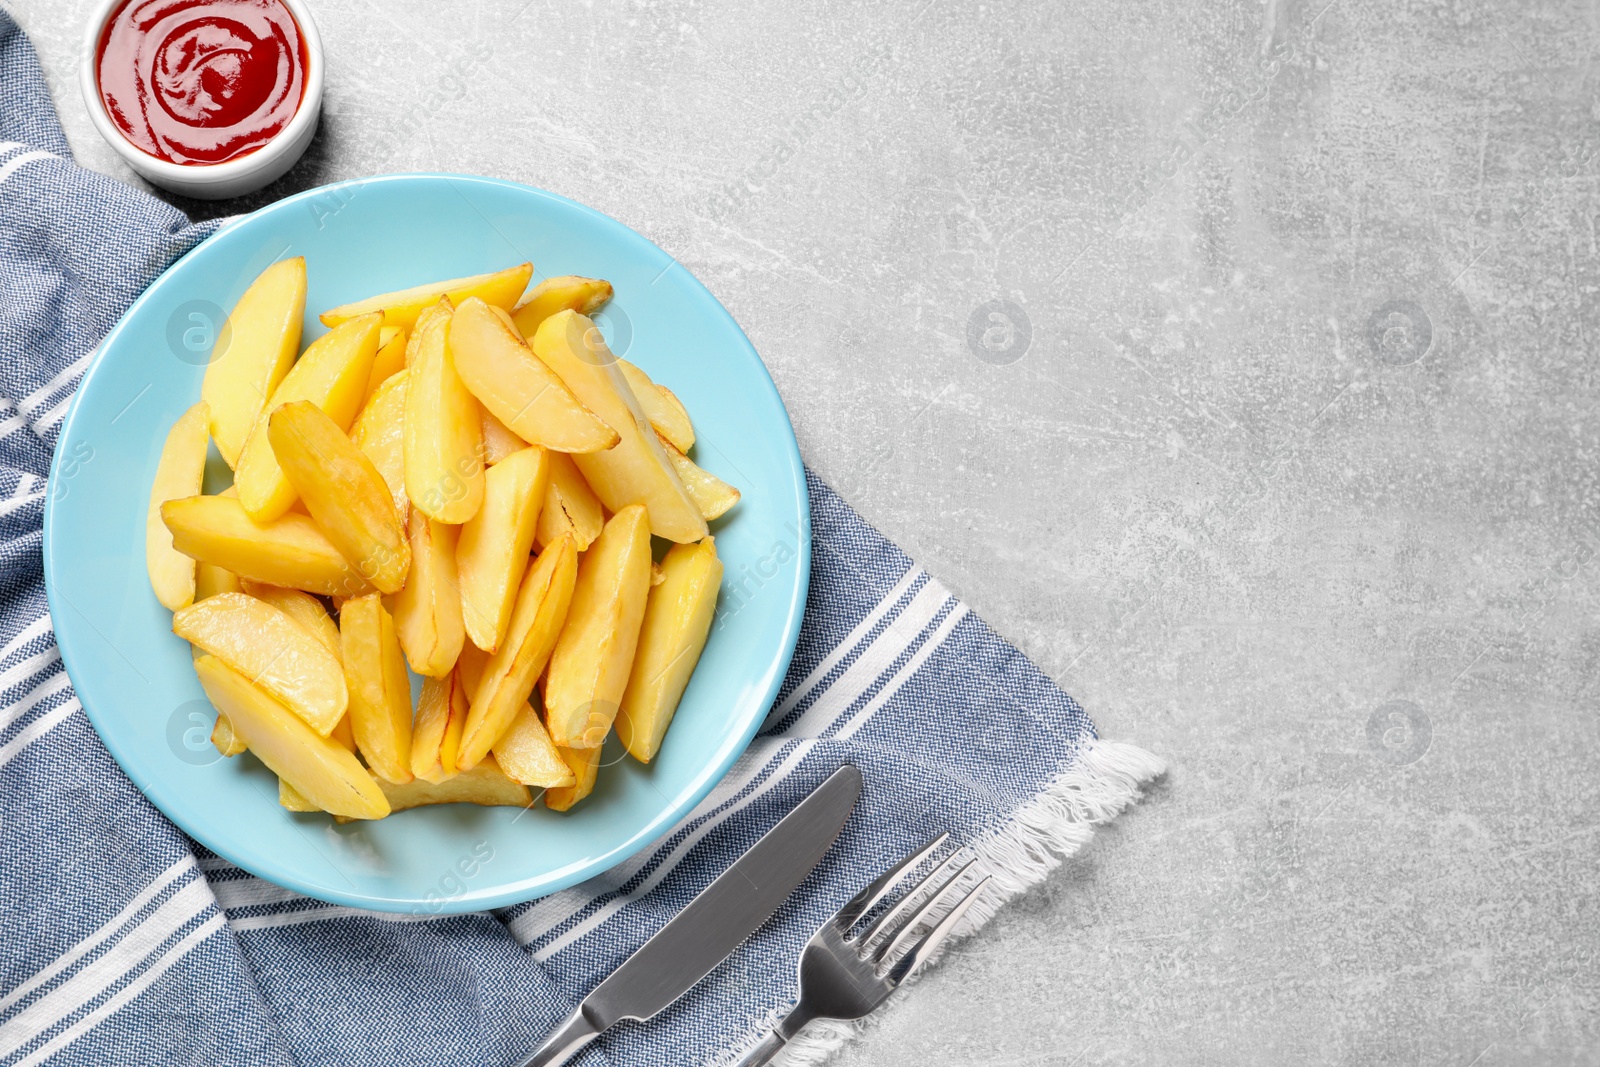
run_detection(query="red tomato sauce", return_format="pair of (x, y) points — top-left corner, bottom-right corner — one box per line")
(95, 0), (307, 166)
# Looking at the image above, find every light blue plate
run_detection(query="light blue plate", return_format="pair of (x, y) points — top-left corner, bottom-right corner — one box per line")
(42, 174), (809, 914)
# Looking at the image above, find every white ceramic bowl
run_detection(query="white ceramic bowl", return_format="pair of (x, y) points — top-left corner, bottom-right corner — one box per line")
(78, 0), (324, 200)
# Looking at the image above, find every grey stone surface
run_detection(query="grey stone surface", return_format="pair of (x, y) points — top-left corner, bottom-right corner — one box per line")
(13, 0), (1600, 1061)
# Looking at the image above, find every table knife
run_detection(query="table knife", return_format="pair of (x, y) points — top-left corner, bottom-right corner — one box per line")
(516, 763), (864, 1067)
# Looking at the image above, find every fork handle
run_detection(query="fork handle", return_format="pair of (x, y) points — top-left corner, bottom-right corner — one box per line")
(730, 1029), (789, 1067)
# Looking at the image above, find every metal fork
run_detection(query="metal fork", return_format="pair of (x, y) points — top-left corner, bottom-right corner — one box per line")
(732, 833), (991, 1066)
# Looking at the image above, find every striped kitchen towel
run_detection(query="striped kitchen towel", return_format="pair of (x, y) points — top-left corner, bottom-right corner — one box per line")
(0, 12), (1164, 1067)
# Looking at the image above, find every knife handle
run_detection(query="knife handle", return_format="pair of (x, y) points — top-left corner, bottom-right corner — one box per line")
(729, 1028), (788, 1067)
(515, 1006), (602, 1067)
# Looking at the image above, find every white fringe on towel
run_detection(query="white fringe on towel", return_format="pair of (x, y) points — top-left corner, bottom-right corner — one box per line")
(712, 738), (1167, 1067)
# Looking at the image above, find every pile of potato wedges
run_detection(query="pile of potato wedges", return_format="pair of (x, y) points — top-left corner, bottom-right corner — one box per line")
(145, 261), (736, 821)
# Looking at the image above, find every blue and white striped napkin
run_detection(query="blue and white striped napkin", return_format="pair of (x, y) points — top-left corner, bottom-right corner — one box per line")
(0, 12), (1164, 1066)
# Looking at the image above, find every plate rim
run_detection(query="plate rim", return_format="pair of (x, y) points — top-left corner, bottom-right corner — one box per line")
(41, 172), (811, 913)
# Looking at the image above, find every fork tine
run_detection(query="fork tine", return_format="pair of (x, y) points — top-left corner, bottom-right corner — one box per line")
(833, 832), (948, 933)
(885, 875), (992, 984)
(862, 855), (975, 956)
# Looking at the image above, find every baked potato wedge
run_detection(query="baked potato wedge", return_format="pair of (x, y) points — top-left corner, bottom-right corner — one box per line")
(410, 672), (467, 784)
(403, 299), (484, 524)
(194, 654), (388, 820)
(656, 433), (740, 522)
(390, 509), (465, 677)
(211, 712), (247, 757)
(320, 262), (533, 330)
(269, 400), (409, 594)
(508, 275), (612, 339)
(278, 779), (319, 811)
(491, 700), (575, 789)
(163, 495), (376, 598)
(457, 535), (577, 770)
(533, 311), (706, 543)
(450, 297), (618, 454)
(458, 446), (548, 652)
(235, 313), (382, 522)
(350, 370), (409, 520)
(194, 561), (242, 600)
(146, 400), (210, 611)
(371, 758), (530, 816)
(615, 538), (723, 762)
(543, 505), (652, 749)
(544, 744), (602, 812)
(366, 325), (408, 399)
(202, 257), (305, 468)
(617, 359), (694, 452)
(175, 592), (348, 735)
(535, 451), (604, 551)
(271, 709), (359, 812)
(340, 593), (415, 784)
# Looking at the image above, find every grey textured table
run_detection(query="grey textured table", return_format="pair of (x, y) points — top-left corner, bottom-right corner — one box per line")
(15, 0), (1600, 1062)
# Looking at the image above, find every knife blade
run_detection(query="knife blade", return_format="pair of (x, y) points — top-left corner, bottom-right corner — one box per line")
(517, 763), (864, 1067)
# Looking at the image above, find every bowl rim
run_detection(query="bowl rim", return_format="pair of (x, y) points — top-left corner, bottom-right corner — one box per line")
(77, 0), (326, 186)
(42, 172), (814, 912)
